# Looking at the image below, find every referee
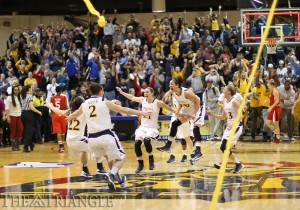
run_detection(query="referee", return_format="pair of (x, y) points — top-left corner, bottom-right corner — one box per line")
(20, 85), (42, 152)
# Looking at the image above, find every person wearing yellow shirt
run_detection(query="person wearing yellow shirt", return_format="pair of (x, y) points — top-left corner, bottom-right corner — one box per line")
(259, 80), (272, 142)
(170, 35), (180, 57)
(208, 8), (219, 40)
(237, 72), (248, 96)
(152, 32), (164, 53)
(250, 80), (265, 140)
(171, 59), (188, 80)
(24, 72), (37, 87)
(15, 59), (32, 73)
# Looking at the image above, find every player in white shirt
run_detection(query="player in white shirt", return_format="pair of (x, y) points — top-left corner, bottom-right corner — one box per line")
(157, 77), (200, 163)
(207, 85), (244, 173)
(67, 83), (150, 191)
(116, 86), (176, 173)
(167, 93), (193, 162)
(45, 96), (107, 179)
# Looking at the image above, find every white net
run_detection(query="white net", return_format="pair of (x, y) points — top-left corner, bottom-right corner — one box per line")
(265, 39), (279, 54)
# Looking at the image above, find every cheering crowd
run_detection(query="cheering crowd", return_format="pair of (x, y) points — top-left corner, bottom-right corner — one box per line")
(0, 9), (300, 153)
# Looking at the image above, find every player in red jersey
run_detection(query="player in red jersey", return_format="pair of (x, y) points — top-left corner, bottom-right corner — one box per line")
(50, 86), (69, 152)
(266, 79), (282, 143)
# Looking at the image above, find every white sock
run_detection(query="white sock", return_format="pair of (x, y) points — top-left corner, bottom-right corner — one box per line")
(171, 149), (175, 156)
(110, 166), (118, 175)
(234, 157), (240, 164)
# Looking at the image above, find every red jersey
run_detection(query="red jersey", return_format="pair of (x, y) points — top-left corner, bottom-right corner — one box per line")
(33, 69), (44, 85)
(50, 94), (67, 111)
(270, 89), (280, 107)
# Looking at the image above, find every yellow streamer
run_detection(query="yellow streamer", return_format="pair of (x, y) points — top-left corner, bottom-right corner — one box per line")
(209, 1), (279, 210)
(83, 0), (106, 27)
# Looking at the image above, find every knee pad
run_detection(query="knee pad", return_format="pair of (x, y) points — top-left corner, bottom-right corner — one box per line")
(135, 140), (143, 157)
(144, 138), (152, 153)
(220, 140), (227, 153)
(180, 138), (187, 146)
(170, 119), (182, 137)
(193, 126), (201, 142)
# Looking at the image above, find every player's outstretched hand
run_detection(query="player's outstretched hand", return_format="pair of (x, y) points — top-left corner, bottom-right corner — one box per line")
(116, 87), (122, 93)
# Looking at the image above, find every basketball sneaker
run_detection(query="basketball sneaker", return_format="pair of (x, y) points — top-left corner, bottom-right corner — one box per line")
(119, 175), (127, 188)
(232, 163), (244, 174)
(190, 152), (203, 165)
(272, 137), (280, 144)
(181, 155), (187, 162)
(81, 171), (93, 179)
(156, 141), (171, 152)
(135, 160), (144, 173)
(58, 144), (64, 153)
(149, 155), (155, 170)
(96, 168), (106, 174)
(103, 173), (116, 191)
(214, 162), (221, 169)
(166, 154), (176, 163)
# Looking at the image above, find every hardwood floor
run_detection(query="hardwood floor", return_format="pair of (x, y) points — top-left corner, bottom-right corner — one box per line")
(0, 139), (299, 210)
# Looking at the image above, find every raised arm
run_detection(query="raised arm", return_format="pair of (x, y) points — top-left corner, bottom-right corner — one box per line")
(106, 100), (149, 116)
(67, 105), (83, 121)
(116, 87), (144, 103)
(157, 100), (176, 114)
(44, 103), (69, 116)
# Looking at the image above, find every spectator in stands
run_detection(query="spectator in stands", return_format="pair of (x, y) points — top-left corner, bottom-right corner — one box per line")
(77, 84), (91, 100)
(50, 50), (63, 72)
(40, 69), (51, 92)
(24, 72), (37, 87)
(33, 65), (44, 88)
(117, 78), (130, 107)
(205, 67), (220, 87)
(3, 61), (14, 76)
(250, 78), (264, 140)
(104, 67), (117, 100)
(278, 79), (295, 141)
(0, 95), (5, 147)
(128, 88), (139, 110)
(6, 86), (23, 151)
(203, 78), (221, 140)
(0, 74), (9, 94)
(277, 60), (287, 85)
(56, 71), (69, 93)
(171, 59), (188, 80)
(65, 53), (79, 90)
(149, 68), (165, 90)
(220, 46), (233, 64)
(201, 30), (214, 46)
(86, 54), (100, 83)
(46, 77), (59, 103)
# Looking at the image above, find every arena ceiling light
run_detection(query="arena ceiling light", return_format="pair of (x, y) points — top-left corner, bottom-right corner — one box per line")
(152, 0), (166, 12)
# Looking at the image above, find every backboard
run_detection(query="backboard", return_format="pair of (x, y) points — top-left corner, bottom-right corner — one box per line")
(241, 8), (300, 47)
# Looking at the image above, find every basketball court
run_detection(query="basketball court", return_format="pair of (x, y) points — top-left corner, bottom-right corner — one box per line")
(0, 138), (299, 210)
(0, 1), (300, 210)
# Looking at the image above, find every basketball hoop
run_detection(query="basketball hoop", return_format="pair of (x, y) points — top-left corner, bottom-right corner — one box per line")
(265, 38), (280, 54)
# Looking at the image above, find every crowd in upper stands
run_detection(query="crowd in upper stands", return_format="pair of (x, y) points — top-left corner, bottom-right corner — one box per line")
(0, 9), (300, 148)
